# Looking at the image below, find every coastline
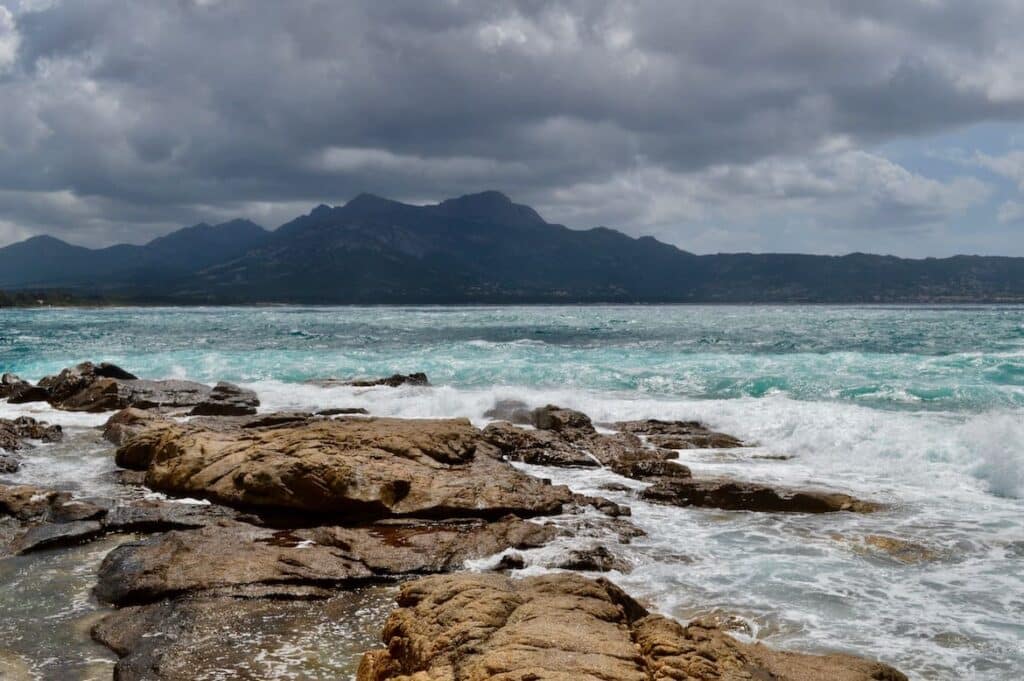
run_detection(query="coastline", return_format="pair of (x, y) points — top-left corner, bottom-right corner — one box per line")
(1, 362), (907, 680)
(1, 306), (1022, 678)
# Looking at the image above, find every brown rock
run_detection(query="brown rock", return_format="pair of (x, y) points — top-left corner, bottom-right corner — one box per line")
(615, 418), (746, 449)
(642, 478), (880, 513)
(34, 361), (230, 413)
(0, 417), (62, 451)
(0, 373), (31, 398)
(0, 482), (110, 555)
(101, 497), (240, 533)
(317, 407), (370, 416)
(609, 458), (691, 481)
(0, 483), (77, 522)
(95, 520), (374, 605)
(308, 372), (430, 388)
(310, 517), (558, 575)
(529, 404), (596, 438)
(554, 545), (631, 573)
(481, 412), (678, 478)
(187, 381), (259, 416)
(351, 372), (430, 388)
(102, 408), (168, 446)
(482, 421), (599, 467)
(95, 517), (558, 606)
(357, 573), (906, 681)
(117, 417), (573, 521)
(5, 383), (51, 404)
(11, 520), (105, 554)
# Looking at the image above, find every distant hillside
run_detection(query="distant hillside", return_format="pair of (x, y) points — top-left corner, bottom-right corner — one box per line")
(2, 192), (1023, 303)
(0, 219), (269, 291)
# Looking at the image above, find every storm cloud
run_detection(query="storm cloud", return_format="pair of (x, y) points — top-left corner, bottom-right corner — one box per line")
(1, 0), (1023, 255)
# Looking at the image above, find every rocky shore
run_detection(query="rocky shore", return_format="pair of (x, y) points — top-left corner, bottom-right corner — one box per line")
(0, 362), (906, 680)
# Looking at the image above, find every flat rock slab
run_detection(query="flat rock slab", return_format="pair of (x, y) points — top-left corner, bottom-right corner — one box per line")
(101, 498), (240, 533)
(93, 586), (396, 681)
(642, 478), (880, 513)
(94, 517), (558, 606)
(357, 573), (907, 681)
(11, 519), (104, 554)
(116, 417), (574, 520)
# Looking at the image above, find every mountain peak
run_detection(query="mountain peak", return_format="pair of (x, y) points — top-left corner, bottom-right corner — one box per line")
(434, 190), (545, 227)
(345, 193), (396, 210)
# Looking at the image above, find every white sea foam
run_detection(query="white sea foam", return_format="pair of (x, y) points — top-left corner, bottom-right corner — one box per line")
(0, 385), (1019, 678)
(245, 379), (1024, 678)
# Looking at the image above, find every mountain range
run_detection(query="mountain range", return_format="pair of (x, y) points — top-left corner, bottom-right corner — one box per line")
(2, 191), (1023, 303)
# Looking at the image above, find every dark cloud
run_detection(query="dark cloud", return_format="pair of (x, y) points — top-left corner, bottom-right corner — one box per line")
(0, 0), (1022, 253)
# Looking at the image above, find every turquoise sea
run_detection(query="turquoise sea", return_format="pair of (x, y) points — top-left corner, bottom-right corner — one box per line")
(2, 305), (1023, 679)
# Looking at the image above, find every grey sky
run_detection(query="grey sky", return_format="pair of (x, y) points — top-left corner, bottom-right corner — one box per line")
(1, 0), (1024, 256)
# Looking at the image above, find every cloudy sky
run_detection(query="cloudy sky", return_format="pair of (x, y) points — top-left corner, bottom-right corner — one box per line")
(1, 0), (1024, 256)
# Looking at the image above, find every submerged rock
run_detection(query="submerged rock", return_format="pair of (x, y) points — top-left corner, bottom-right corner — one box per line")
(317, 407), (370, 416)
(307, 372), (430, 388)
(350, 372), (430, 388)
(642, 477), (880, 513)
(116, 417), (574, 520)
(93, 587), (395, 681)
(843, 534), (941, 564)
(0, 453), (19, 473)
(482, 399), (533, 424)
(357, 573), (907, 681)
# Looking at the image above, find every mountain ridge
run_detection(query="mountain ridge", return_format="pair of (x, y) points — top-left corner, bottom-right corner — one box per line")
(2, 191), (1023, 303)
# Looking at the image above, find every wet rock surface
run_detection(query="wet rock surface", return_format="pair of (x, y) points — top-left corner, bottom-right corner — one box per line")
(554, 544), (631, 573)
(11, 520), (105, 554)
(614, 418), (747, 449)
(307, 372), (430, 388)
(0, 373), (32, 399)
(483, 404), (878, 514)
(642, 477), (880, 513)
(357, 573), (907, 681)
(12, 361), (256, 414)
(187, 381), (259, 416)
(0, 416), (63, 451)
(1, 392), (903, 679)
(482, 404), (677, 474)
(92, 587), (396, 681)
(95, 516), (559, 606)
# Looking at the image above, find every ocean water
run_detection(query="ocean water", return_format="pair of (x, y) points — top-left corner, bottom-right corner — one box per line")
(1, 305), (1023, 679)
